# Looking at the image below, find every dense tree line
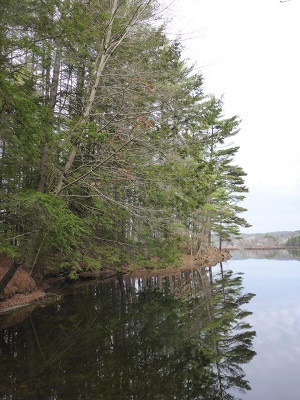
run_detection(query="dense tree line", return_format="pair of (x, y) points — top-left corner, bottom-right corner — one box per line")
(0, 0), (250, 281)
(286, 235), (300, 247)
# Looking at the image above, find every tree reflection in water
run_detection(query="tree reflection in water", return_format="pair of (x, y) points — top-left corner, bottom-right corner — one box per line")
(287, 248), (300, 259)
(0, 264), (256, 400)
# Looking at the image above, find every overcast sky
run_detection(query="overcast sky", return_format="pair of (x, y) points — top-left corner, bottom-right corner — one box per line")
(160, 0), (300, 233)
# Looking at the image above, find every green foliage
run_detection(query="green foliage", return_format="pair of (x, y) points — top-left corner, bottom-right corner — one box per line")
(0, 245), (17, 259)
(98, 244), (127, 269)
(60, 261), (82, 280)
(154, 235), (184, 266)
(81, 251), (102, 271)
(2, 192), (90, 269)
(0, 0), (251, 277)
(20, 192), (88, 248)
(131, 233), (185, 270)
(286, 235), (300, 247)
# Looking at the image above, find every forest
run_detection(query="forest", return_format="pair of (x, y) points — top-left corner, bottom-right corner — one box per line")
(0, 0), (250, 283)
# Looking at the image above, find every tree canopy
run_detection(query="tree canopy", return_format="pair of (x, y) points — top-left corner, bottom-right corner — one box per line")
(0, 0), (250, 280)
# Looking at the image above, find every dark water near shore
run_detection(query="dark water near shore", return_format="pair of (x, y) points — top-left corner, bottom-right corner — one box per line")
(0, 249), (299, 399)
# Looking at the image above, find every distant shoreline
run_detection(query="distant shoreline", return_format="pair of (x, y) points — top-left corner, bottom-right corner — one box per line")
(224, 246), (300, 251)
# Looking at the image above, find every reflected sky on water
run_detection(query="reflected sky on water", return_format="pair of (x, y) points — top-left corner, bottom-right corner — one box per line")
(227, 252), (300, 400)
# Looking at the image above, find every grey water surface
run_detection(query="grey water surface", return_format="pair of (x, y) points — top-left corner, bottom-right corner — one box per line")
(229, 249), (300, 400)
(0, 249), (299, 399)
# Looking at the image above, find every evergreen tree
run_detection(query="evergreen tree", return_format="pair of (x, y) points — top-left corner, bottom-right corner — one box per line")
(0, 0), (251, 292)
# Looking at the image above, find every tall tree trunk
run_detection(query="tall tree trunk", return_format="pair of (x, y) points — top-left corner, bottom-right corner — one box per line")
(0, 140), (5, 190)
(53, 1), (118, 195)
(37, 48), (61, 193)
(54, 0), (152, 195)
(195, 213), (211, 259)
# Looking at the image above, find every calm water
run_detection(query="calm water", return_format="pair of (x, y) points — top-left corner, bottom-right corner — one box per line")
(229, 249), (300, 400)
(0, 249), (299, 399)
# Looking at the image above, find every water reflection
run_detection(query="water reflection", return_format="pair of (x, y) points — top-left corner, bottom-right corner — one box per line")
(287, 248), (300, 259)
(0, 266), (256, 399)
(231, 248), (300, 261)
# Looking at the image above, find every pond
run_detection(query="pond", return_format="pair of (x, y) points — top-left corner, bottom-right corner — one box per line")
(0, 249), (299, 399)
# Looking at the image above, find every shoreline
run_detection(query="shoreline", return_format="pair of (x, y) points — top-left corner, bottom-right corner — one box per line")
(0, 247), (229, 315)
(2, 245), (299, 314)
